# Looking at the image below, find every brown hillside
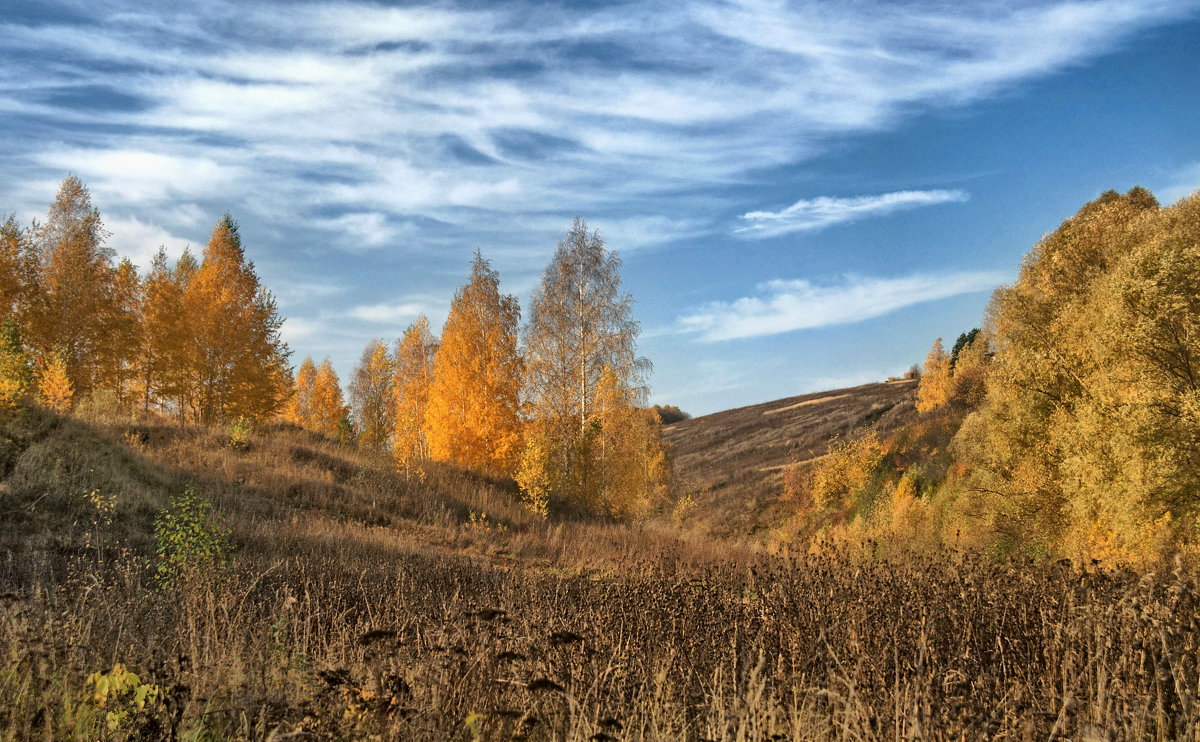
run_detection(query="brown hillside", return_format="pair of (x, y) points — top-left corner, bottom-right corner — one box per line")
(664, 379), (918, 535)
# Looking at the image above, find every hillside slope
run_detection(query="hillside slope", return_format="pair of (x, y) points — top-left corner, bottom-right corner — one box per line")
(665, 379), (918, 535)
(6, 396), (1200, 740)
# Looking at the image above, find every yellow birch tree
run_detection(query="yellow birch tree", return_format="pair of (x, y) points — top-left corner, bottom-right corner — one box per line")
(37, 349), (73, 413)
(183, 215), (290, 423)
(24, 176), (117, 398)
(137, 249), (191, 415)
(393, 316), (437, 477)
(349, 339), (394, 452)
(0, 319), (32, 409)
(521, 219), (651, 512)
(915, 338), (952, 413)
(592, 366), (670, 518)
(96, 257), (141, 407)
(0, 216), (29, 322)
(285, 356), (318, 429)
(309, 358), (346, 438)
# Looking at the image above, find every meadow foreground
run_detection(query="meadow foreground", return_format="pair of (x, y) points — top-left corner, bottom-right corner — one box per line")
(3, 407), (1199, 741)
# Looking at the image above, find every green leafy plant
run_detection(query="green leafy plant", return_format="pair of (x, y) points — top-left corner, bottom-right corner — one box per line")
(152, 487), (232, 591)
(81, 488), (117, 556)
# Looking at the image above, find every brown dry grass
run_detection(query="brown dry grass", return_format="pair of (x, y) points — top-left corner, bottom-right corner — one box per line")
(664, 381), (917, 536)
(3, 402), (1199, 740)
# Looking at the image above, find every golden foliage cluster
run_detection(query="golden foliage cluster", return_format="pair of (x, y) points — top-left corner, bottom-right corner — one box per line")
(0, 177), (291, 422)
(424, 252), (524, 479)
(783, 187), (1200, 565)
(955, 188), (1200, 562)
(329, 221), (672, 519)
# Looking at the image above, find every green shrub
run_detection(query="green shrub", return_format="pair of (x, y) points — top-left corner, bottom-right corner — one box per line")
(152, 487), (231, 590)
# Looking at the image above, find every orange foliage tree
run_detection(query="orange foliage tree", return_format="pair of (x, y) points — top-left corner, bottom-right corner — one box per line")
(915, 338), (951, 413)
(23, 176), (117, 398)
(285, 357), (318, 429)
(137, 248), (193, 415)
(392, 316), (437, 477)
(37, 349), (74, 413)
(309, 359), (347, 438)
(0, 216), (29, 321)
(425, 252), (524, 478)
(183, 216), (291, 423)
(99, 258), (142, 406)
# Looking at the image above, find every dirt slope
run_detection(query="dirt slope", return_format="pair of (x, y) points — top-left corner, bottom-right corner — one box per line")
(664, 379), (918, 535)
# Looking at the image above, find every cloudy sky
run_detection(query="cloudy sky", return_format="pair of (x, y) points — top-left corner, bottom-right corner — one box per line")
(3, 0), (1199, 415)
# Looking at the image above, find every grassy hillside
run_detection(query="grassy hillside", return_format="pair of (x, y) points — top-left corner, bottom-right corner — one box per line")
(4, 403), (1200, 740)
(665, 380), (917, 536)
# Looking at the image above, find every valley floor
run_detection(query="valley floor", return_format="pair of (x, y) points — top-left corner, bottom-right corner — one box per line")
(2, 406), (1198, 740)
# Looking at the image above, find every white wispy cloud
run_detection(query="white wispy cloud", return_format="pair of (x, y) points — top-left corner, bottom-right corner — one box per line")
(678, 271), (1005, 341)
(103, 216), (194, 269)
(0, 0), (1193, 384)
(313, 212), (407, 249)
(2, 0), (1191, 259)
(342, 301), (434, 324)
(1160, 163), (1200, 204)
(736, 189), (968, 238)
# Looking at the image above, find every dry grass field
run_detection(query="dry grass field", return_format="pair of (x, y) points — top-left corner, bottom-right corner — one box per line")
(664, 380), (918, 536)
(4, 395), (1200, 740)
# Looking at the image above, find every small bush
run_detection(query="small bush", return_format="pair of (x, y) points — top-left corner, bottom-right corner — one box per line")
(84, 662), (164, 737)
(152, 487), (232, 590)
(227, 417), (251, 450)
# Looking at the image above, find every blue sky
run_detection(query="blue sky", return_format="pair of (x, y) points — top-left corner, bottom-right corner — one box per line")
(2, 0), (1199, 415)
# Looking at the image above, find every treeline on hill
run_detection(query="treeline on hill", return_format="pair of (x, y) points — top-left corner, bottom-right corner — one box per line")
(782, 187), (1200, 565)
(0, 177), (290, 422)
(0, 177), (670, 520)
(283, 232), (671, 518)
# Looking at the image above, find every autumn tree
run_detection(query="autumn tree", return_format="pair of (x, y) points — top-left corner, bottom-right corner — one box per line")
(520, 219), (661, 515)
(806, 432), (886, 520)
(915, 338), (952, 413)
(309, 358), (347, 438)
(285, 356), (318, 429)
(392, 316), (437, 477)
(37, 349), (73, 413)
(952, 187), (1169, 558)
(183, 215), (290, 423)
(949, 329), (990, 408)
(0, 318), (32, 409)
(0, 216), (30, 322)
(137, 249), (194, 415)
(349, 339), (394, 452)
(96, 257), (141, 405)
(23, 176), (117, 398)
(592, 366), (671, 518)
(425, 252), (524, 478)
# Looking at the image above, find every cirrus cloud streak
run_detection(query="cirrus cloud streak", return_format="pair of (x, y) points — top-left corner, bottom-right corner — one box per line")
(736, 189), (969, 238)
(678, 271), (1006, 342)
